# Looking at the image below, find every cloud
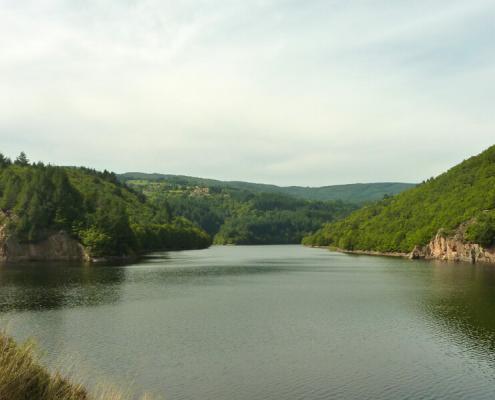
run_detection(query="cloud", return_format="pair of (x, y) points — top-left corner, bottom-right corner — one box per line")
(1, 0), (494, 185)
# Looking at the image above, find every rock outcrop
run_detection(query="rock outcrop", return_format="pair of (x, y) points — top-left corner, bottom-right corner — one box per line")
(0, 227), (89, 262)
(409, 229), (495, 264)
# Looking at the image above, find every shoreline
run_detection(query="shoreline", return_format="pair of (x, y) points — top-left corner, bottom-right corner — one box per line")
(305, 244), (495, 265)
(337, 248), (410, 258)
(305, 245), (410, 259)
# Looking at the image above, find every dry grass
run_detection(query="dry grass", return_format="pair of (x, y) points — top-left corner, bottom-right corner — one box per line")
(0, 331), (154, 400)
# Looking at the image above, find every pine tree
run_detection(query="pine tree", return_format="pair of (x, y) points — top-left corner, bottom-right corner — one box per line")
(14, 152), (29, 166)
(0, 153), (12, 168)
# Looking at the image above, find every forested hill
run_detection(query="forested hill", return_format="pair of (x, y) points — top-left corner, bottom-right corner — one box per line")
(0, 152), (211, 260)
(303, 145), (495, 253)
(119, 173), (413, 204)
(123, 178), (358, 245)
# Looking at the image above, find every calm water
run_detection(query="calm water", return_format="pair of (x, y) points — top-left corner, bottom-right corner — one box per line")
(1, 245), (495, 400)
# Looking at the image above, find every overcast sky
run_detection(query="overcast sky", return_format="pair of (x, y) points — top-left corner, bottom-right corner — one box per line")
(1, 0), (494, 186)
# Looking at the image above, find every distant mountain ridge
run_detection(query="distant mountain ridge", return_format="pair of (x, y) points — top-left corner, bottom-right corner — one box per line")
(118, 172), (414, 203)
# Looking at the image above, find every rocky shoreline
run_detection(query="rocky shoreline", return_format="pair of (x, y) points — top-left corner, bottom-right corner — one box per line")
(308, 231), (495, 265)
(337, 248), (409, 258)
(0, 229), (140, 264)
(306, 245), (410, 258)
(0, 230), (89, 263)
(409, 233), (495, 264)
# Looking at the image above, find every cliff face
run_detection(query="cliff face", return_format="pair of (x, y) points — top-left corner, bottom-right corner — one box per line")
(410, 231), (495, 264)
(0, 227), (89, 262)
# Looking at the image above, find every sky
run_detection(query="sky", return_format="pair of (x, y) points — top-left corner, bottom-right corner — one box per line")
(1, 0), (494, 186)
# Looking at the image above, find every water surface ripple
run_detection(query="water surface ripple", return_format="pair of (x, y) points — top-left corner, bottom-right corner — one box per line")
(1, 245), (495, 399)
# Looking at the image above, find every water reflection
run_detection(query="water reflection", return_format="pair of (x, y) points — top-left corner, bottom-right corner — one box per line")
(0, 250), (290, 313)
(417, 261), (495, 359)
(1, 247), (495, 400)
(0, 262), (125, 312)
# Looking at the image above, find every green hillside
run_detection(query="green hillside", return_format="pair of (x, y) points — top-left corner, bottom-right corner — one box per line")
(281, 182), (414, 203)
(119, 173), (413, 204)
(303, 145), (495, 252)
(124, 179), (357, 245)
(0, 153), (211, 259)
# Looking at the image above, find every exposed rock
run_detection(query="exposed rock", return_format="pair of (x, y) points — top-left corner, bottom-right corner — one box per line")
(0, 228), (89, 262)
(409, 228), (495, 264)
(409, 245), (424, 260)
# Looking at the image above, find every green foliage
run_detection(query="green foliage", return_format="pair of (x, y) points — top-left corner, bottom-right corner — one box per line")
(0, 153), (211, 258)
(133, 219), (211, 251)
(77, 227), (113, 257)
(0, 153), (12, 168)
(14, 151), (29, 166)
(126, 180), (357, 245)
(303, 145), (495, 252)
(465, 212), (495, 247)
(0, 165), (83, 241)
(214, 211), (311, 245)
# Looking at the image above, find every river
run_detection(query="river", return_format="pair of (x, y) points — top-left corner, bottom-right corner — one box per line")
(1, 245), (495, 399)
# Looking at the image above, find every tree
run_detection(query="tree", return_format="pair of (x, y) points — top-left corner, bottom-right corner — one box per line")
(0, 153), (11, 168)
(14, 152), (29, 166)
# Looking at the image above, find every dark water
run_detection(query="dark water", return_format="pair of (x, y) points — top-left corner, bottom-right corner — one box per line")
(1, 245), (495, 400)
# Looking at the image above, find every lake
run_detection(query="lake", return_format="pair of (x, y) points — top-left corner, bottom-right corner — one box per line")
(1, 245), (495, 399)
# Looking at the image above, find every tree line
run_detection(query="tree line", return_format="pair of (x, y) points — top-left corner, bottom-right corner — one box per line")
(0, 152), (211, 258)
(125, 179), (358, 245)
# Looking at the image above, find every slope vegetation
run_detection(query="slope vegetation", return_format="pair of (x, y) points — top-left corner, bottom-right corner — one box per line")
(303, 146), (495, 253)
(125, 179), (357, 245)
(0, 153), (211, 260)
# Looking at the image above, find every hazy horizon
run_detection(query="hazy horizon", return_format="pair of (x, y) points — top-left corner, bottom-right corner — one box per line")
(120, 171), (419, 187)
(1, 0), (494, 186)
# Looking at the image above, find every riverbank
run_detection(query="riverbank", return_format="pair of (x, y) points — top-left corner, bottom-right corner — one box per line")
(0, 331), (152, 400)
(335, 247), (410, 258)
(306, 244), (410, 258)
(0, 228), (211, 264)
(307, 238), (495, 265)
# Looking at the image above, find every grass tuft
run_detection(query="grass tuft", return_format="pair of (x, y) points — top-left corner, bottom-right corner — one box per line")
(0, 331), (154, 400)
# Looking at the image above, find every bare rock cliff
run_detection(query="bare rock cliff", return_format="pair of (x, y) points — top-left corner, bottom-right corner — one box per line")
(0, 227), (88, 262)
(410, 231), (495, 264)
